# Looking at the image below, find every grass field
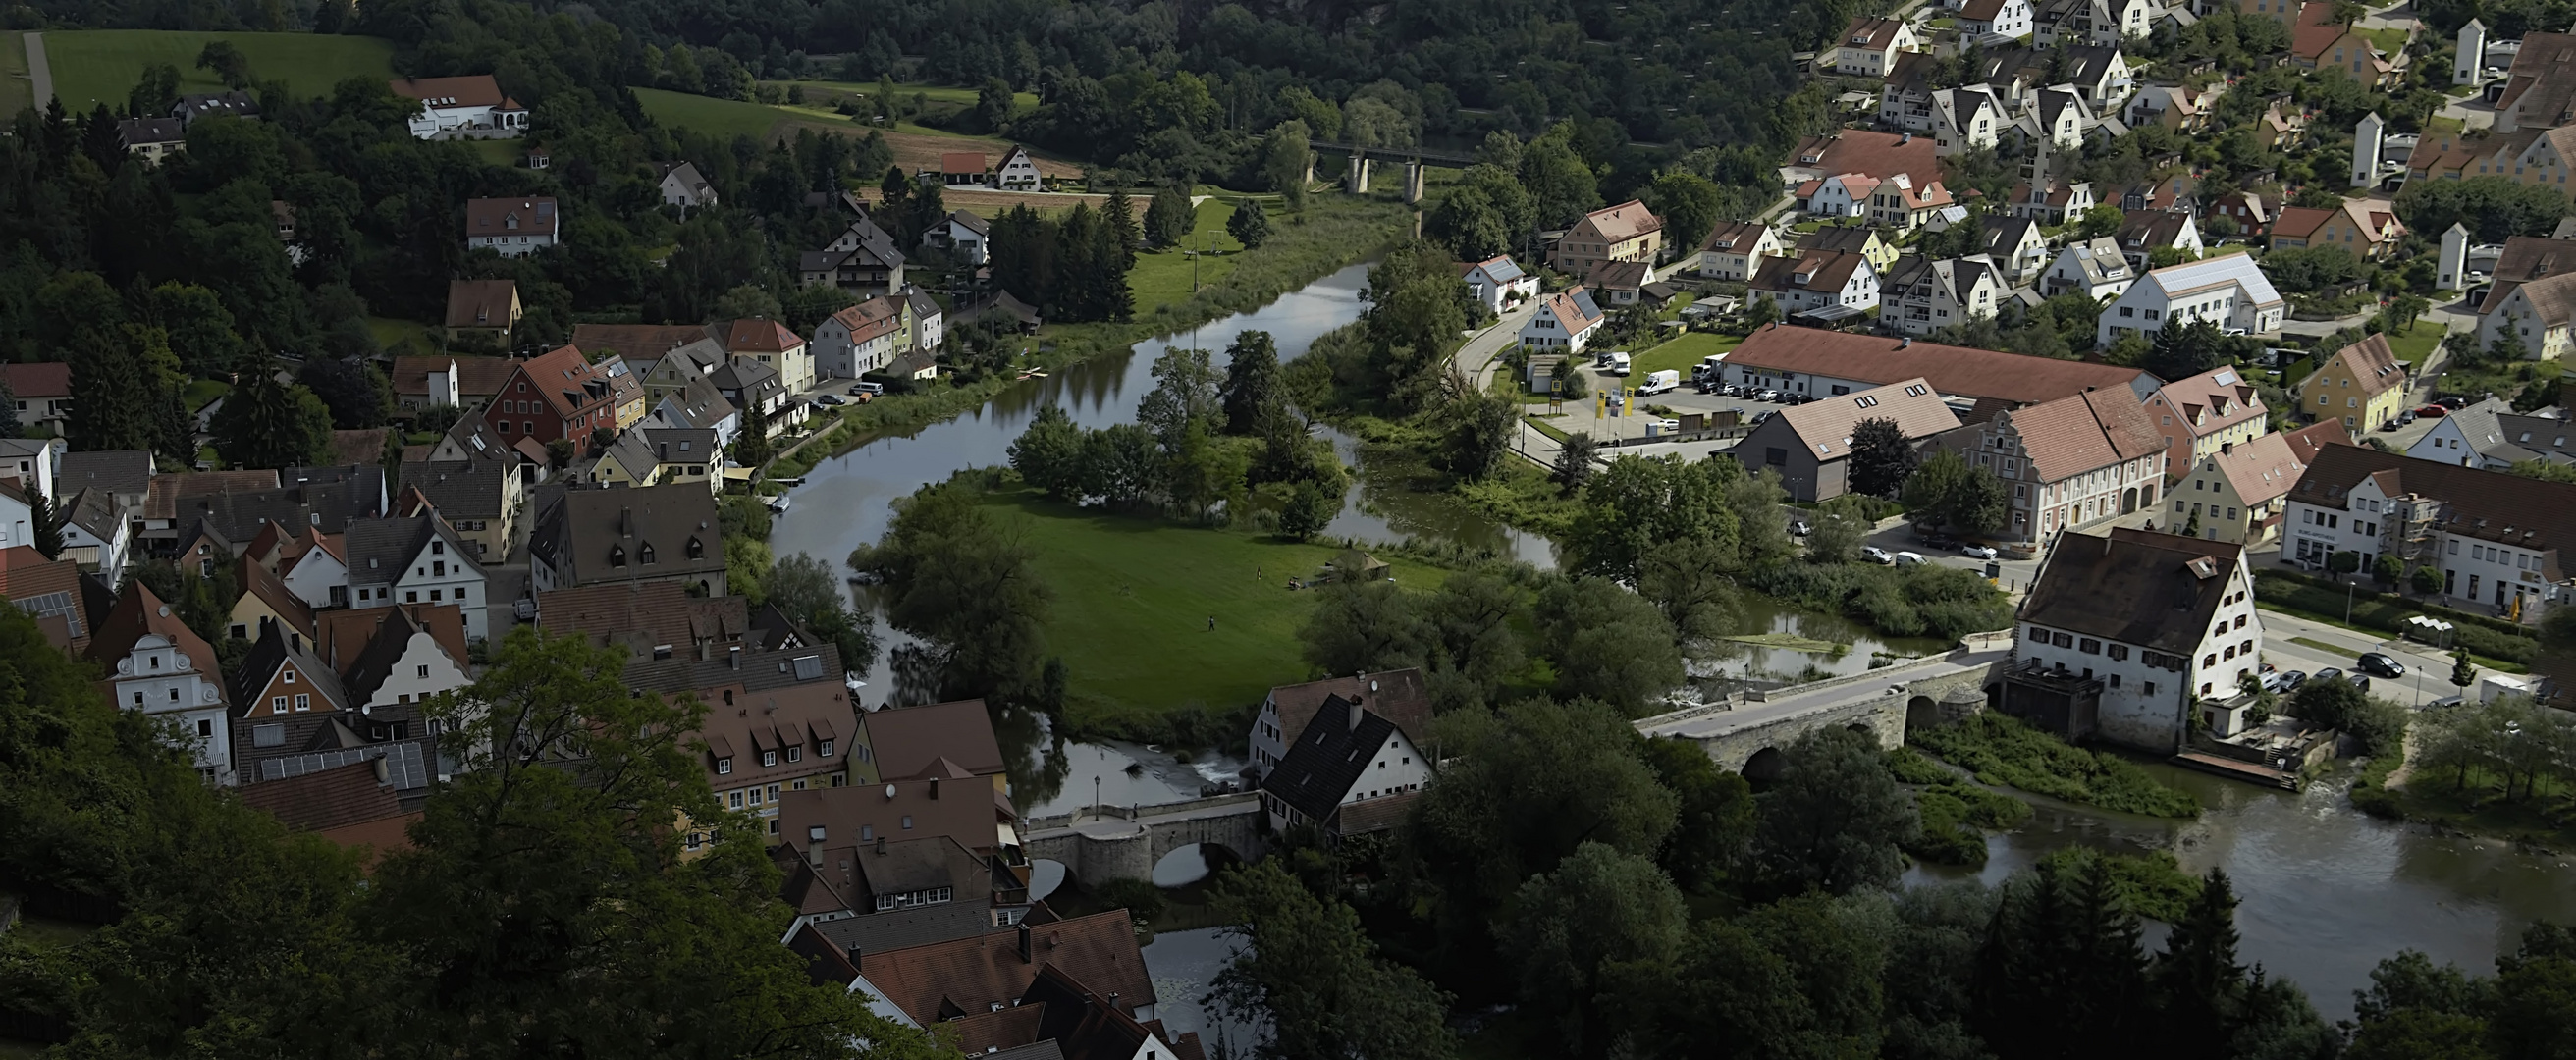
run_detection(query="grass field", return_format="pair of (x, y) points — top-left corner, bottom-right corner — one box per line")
(2383, 320), (2444, 366)
(46, 30), (395, 113)
(782, 79), (1039, 110)
(1629, 330), (1741, 380)
(368, 316), (438, 354)
(632, 86), (1086, 178)
(989, 488), (1446, 733)
(182, 378), (230, 411)
(1, 32), (29, 118)
(1128, 197), (1254, 312)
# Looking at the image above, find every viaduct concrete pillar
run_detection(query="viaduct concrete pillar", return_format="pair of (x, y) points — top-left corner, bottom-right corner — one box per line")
(1303, 154), (1315, 187)
(1347, 155), (1371, 195)
(1403, 161), (1425, 203)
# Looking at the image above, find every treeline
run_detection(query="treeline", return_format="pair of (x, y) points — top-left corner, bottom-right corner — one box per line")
(987, 195), (1138, 325)
(1007, 330), (1346, 533)
(0, 609), (945, 1059)
(1212, 697), (2374, 1060)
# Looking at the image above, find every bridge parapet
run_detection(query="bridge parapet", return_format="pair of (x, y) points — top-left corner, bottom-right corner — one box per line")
(1023, 793), (1267, 889)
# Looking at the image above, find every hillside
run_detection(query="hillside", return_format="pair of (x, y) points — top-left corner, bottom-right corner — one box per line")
(45, 29), (394, 112)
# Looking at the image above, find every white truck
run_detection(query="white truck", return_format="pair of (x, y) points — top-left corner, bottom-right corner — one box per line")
(1637, 369), (1682, 396)
(1599, 350), (1633, 375)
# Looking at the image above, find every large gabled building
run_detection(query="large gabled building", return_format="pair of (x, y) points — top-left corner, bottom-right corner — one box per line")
(2012, 528), (2260, 754)
(2281, 443), (2576, 621)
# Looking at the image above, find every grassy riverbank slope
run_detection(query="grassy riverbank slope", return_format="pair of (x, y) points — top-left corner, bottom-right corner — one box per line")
(987, 487), (1449, 742)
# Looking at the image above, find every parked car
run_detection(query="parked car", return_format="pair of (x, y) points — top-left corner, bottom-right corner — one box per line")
(851, 381), (886, 395)
(815, 393), (846, 406)
(1862, 546), (1894, 564)
(1750, 409), (1776, 424)
(2427, 695), (2464, 710)
(2357, 652), (2406, 678)
(1756, 389), (1782, 401)
(2312, 666), (2344, 687)
(2438, 396), (2470, 410)
(1788, 517), (1813, 536)
(2277, 670), (2307, 692)
(2415, 404), (2448, 417)
(1959, 543), (1998, 559)
(1893, 551), (1929, 567)
(1603, 351), (1633, 375)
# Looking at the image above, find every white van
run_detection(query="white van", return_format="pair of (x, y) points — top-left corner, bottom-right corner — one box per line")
(1638, 369), (1682, 396)
(1603, 351), (1632, 375)
(1893, 551), (1929, 567)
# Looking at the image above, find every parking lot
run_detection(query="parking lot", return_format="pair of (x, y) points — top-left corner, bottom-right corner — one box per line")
(1536, 360), (1810, 445)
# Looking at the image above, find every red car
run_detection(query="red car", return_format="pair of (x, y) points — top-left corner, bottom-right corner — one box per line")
(2416, 404), (2448, 417)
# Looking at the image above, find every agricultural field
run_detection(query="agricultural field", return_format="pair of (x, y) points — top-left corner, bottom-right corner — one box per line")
(1, 33), (29, 117)
(44, 30), (395, 112)
(632, 86), (1084, 179)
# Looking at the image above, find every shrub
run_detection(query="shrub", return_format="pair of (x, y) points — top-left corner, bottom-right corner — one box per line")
(1909, 713), (2201, 818)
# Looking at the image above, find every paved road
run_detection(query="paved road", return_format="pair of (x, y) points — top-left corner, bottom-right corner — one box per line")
(1454, 298), (1538, 389)
(24, 32), (49, 108)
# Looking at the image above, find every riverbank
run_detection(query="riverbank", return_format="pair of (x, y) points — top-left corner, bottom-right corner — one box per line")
(767, 196), (1416, 481)
(989, 486), (1453, 746)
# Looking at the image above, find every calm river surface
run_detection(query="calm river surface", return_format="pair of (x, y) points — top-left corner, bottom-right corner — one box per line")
(772, 265), (2576, 1026)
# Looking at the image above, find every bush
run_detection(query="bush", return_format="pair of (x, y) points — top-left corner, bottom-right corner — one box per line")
(2253, 570), (2537, 664)
(2034, 847), (2203, 922)
(1886, 746), (1955, 785)
(1743, 561), (2014, 641)
(1909, 713), (2202, 818)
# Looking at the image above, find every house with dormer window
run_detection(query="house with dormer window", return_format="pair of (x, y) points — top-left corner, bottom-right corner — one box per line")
(480, 344), (644, 457)
(2144, 366), (2273, 484)
(528, 481), (726, 597)
(462, 197), (557, 257)
(1885, 254), (2011, 335)
(2011, 528), (2262, 752)
(88, 579), (233, 783)
(342, 511), (489, 641)
(1517, 287), (1606, 354)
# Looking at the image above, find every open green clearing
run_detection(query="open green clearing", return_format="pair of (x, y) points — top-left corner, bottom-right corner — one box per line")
(2381, 321), (2443, 366)
(1126, 197), (1253, 312)
(1, 32), (29, 118)
(181, 378), (230, 411)
(633, 86), (796, 140)
(988, 488), (1448, 735)
(45, 30), (395, 113)
(368, 316), (438, 354)
(2355, 26), (2412, 57)
(1628, 330), (1741, 380)
(780, 79), (1040, 109)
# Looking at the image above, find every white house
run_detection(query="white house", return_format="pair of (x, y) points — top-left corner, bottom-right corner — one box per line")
(654, 162), (719, 211)
(2043, 238), (2135, 301)
(282, 531), (350, 610)
(345, 513), (489, 641)
(463, 197), (559, 258)
(1959, 0), (2034, 38)
(1802, 172), (1881, 218)
(1748, 249), (1882, 319)
(2012, 528), (2262, 753)
(927, 210), (990, 266)
(1519, 287), (1606, 354)
(1826, 16), (1921, 77)
(814, 296), (906, 380)
(388, 76), (527, 140)
(2477, 272), (2576, 361)
(1460, 255), (1541, 314)
(2098, 254), (2284, 347)
(0, 438), (61, 504)
(2282, 443), (2574, 619)
(1981, 216), (2052, 284)
(0, 480), (31, 553)
(1885, 254), (2010, 335)
(1259, 692), (1435, 839)
(1697, 221), (1784, 282)
(1931, 86), (2009, 155)
(91, 583), (233, 784)
(993, 145), (1044, 190)
(2404, 398), (2524, 468)
(335, 606), (473, 716)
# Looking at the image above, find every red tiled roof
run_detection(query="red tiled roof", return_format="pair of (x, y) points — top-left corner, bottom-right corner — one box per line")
(444, 279), (519, 330)
(867, 699), (1007, 780)
(390, 355), (519, 398)
(2202, 430), (2309, 506)
(1266, 668), (1431, 747)
(1789, 130), (1939, 185)
(942, 152), (990, 174)
(1571, 199), (1663, 244)
(724, 318), (807, 354)
(856, 910), (1155, 1026)
(389, 75), (510, 109)
(2281, 419), (2350, 462)
(0, 361), (71, 398)
(238, 759), (406, 833)
(2321, 334), (2406, 397)
(1727, 324), (2153, 407)
(84, 577), (217, 676)
(567, 323), (719, 364)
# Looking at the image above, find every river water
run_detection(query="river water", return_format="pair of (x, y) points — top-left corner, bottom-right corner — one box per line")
(772, 264), (2576, 1028)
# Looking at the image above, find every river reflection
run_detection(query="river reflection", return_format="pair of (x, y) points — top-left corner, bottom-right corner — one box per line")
(1908, 762), (2576, 1018)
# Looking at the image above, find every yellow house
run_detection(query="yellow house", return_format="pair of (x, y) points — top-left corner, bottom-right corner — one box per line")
(2295, 333), (2409, 433)
(227, 556), (316, 649)
(1795, 225), (1900, 277)
(2172, 431), (2311, 545)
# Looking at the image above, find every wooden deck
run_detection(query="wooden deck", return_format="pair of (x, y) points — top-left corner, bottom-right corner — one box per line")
(2171, 751), (2300, 790)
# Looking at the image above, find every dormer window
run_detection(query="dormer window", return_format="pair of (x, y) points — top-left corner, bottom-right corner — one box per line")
(609, 546), (626, 567)
(717, 757), (732, 774)
(640, 543), (656, 564)
(686, 537), (705, 559)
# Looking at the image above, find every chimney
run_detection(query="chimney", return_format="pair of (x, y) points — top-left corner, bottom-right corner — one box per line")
(1901, 337), (1912, 347)
(807, 827), (826, 866)
(1017, 922), (1033, 964)
(875, 835), (886, 855)
(619, 506), (633, 537)
(843, 944), (862, 971)
(929, 777), (939, 800)
(1348, 696), (1363, 733)
(728, 645), (741, 669)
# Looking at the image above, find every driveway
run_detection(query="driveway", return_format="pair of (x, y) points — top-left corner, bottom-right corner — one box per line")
(23, 32), (49, 108)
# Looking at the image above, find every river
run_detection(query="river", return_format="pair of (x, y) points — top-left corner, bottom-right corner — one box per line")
(771, 264), (2576, 1028)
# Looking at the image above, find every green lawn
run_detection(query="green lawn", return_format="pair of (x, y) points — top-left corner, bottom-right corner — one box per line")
(0, 31), (29, 118)
(1126, 197), (1251, 314)
(182, 378), (230, 412)
(632, 86), (799, 140)
(2356, 26), (2411, 57)
(46, 30), (395, 113)
(368, 316), (438, 354)
(1629, 331), (1742, 380)
(782, 79), (1039, 109)
(987, 488), (1447, 733)
(2383, 321), (2443, 366)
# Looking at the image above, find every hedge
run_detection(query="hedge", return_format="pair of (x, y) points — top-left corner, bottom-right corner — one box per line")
(2253, 570), (2537, 664)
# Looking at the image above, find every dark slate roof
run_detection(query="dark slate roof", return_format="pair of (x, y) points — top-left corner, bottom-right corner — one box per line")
(622, 642), (843, 694)
(344, 512), (479, 583)
(529, 482), (724, 587)
(2021, 527), (2241, 654)
(168, 465), (385, 541)
(57, 450), (153, 498)
(1261, 694), (1399, 822)
(401, 461), (510, 519)
(810, 898), (1008, 956)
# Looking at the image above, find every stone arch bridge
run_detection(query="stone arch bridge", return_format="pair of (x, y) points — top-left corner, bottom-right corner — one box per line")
(1636, 642), (2013, 778)
(1022, 793), (1268, 889)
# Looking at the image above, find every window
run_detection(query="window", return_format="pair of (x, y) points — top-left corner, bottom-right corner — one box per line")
(273, 695), (290, 714)
(2204, 653), (2218, 667)
(820, 739), (835, 757)
(294, 694), (310, 712)
(717, 757), (733, 774)
(610, 546), (626, 567)
(762, 749), (778, 767)
(2234, 614), (2247, 629)
(2110, 644), (2129, 661)
(640, 543), (656, 564)
(786, 745), (802, 763)
(284, 670), (296, 684)
(2052, 631), (2074, 648)
(900, 815), (914, 829)
(197, 718), (214, 738)
(418, 664), (431, 678)
(253, 723), (286, 747)
(2079, 638), (2101, 655)
(728, 791), (742, 809)
(406, 591), (419, 604)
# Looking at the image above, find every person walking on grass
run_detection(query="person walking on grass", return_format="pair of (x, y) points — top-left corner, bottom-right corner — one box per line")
(1208, 616), (1216, 632)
